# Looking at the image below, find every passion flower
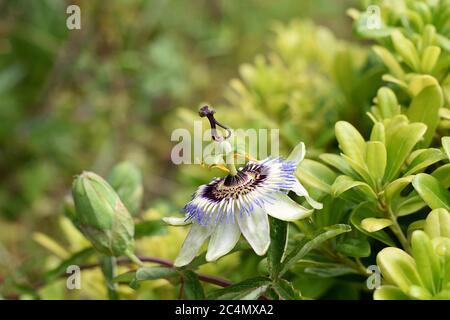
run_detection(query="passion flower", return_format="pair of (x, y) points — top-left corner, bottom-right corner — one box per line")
(166, 135), (321, 266)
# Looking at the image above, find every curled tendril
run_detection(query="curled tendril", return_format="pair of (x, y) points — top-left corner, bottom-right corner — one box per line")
(198, 105), (231, 142)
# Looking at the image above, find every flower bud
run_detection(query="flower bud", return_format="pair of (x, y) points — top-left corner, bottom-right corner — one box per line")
(107, 161), (143, 216)
(72, 171), (135, 256)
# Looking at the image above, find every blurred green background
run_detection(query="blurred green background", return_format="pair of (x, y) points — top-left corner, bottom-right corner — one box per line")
(0, 0), (364, 298)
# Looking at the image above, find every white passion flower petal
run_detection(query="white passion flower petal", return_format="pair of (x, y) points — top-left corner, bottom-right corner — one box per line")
(291, 179), (323, 210)
(206, 221), (241, 262)
(162, 216), (191, 226)
(264, 192), (313, 221)
(174, 222), (215, 267)
(237, 205), (270, 256)
(287, 142), (306, 165)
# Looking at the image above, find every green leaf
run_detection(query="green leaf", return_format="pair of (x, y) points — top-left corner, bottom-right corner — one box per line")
(366, 141), (387, 182)
(350, 202), (396, 246)
(361, 218), (393, 232)
(182, 270), (205, 300)
(44, 248), (95, 283)
(443, 137), (450, 160)
(385, 176), (414, 204)
(404, 148), (446, 176)
(280, 224), (351, 276)
(411, 230), (440, 294)
(384, 122), (427, 181)
(341, 154), (375, 187)
(391, 30), (420, 70)
(370, 122), (386, 144)
(432, 163), (450, 188)
(375, 87), (400, 118)
(296, 159), (336, 194)
(304, 265), (356, 278)
(424, 208), (450, 239)
(396, 194), (427, 217)
(412, 173), (450, 210)
(408, 74), (439, 97)
(407, 219), (425, 239)
(407, 84), (443, 147)
(268, 218), (288, 279)
(135, 266), (178, 281)
(372, 46), (405, 79)
(319, 153), (355, 176)
(335, 121), (366, 166)
(377, 247), (423, 294)
(272, 279), (299, 300)
(385, 176), (427, 217)
(113, 271), (136, 283)
(331, 175), (377, 200)
(374, 285), (410, 300)
(336, 234), (371, 258)
(135, 220), (167, 238)
(421, 46), (441, 73)
(207, 277), (271, 300)
(234, 285), (269, 300)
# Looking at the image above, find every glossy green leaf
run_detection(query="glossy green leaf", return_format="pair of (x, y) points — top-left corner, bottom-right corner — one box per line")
(408, 75), (439, 97)
(404, 148), (446, 176)
(432, 163), (450, 188)
(375, 87), (400, 118)
(370, 122), (386, 144)
(331, 175), (377, 200)
(412, 173), (450, 210)
(374, 285), (410, 300)
(384, 122), (427, 181)
(372, 46), (405, 79)
(377, 247), (423, 293)
(407, 84), (443, 147)
(319, 153), (355, 176)
(296, 159), (336, 194)
(361, 218), (392, 232)
(421, 46), (441, 73)
(335, 121), (366, 166)
(443, 137), (450, 160)
(407, 220), (425, 239)
(341, 154), (375, 187)
(424, 208), (450, 239)
(411, 230), (440, 294)
(350, 202), (396, 246)
(366, 141), (386, 182)
(391, 30), (420, 70)
(396, 194), (427, 217)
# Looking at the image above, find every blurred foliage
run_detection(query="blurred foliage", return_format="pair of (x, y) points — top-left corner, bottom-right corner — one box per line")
(0, 0), (353, 298)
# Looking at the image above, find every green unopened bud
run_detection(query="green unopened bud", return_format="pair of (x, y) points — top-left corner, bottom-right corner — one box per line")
(107, 161), (143, 216)
(72, 171), (135, 257)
